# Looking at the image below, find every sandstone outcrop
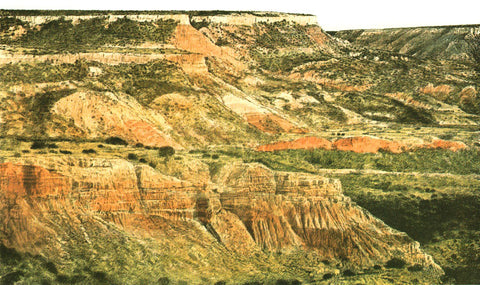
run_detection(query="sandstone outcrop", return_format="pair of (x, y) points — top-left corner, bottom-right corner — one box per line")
(51, 91), (179, 148)
(257, 136), (332, 152)
(0, 157), (442, 274)
(257, 136), (467, 153)
(333, 136), (407, 153)
(424, 139), (467, 151)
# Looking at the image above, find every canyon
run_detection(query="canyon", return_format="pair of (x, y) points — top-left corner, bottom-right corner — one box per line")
(0, 10), (478, 284)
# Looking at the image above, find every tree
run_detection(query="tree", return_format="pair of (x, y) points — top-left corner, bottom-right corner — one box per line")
(158, 146), (175, 160)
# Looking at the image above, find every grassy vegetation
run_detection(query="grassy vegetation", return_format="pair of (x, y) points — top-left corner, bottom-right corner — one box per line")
(95, 60), (194, 105)
(252, 22), (315, 49)
(252, 51), (331, 73)
(332, 172), (480, 284)
(1, 17), (177, 53)
(0, 60), (88, 84)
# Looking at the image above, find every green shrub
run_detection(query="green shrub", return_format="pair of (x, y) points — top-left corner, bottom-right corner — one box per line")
(342, 269), (356, 276)
(385, 258), (406, 269)
(82, 149), (97, 154)
(127, 153), (138, 160)
(157, 277), (170, 285)
(30, 141), (57, 149)
(158, 146), (175, 158)
(407, 264), (424, 272)
(323, 273), (333, 280)
(105, 137), (128, 146)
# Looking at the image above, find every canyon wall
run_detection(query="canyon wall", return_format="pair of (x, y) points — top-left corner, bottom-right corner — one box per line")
(0, 156), (442, 274)
(332, 25), (480, 61)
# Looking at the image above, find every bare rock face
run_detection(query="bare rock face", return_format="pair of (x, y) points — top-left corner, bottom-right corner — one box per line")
(333, 136), (407, 153)
(214, 163), (442, 271)
(0, 157), (443, 277)
(52, 91), (179, 148)
(257, 136), (467, 153)
(257, 136), (333, 152)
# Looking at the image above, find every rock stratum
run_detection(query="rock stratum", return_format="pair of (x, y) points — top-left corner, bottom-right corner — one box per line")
(257, 136), (467, 153)
(0, 157), (442, 283)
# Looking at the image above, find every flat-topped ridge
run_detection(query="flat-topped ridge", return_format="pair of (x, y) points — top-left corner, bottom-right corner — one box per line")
(0, 11), (318, 26)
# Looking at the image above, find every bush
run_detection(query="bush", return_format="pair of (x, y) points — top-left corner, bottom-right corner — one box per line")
(21, 150), (30, 153)
(158, 146), (175, 158)
(323, 273), (333, 280)
(157, 277), (170, 285)
(342, 269), (356, 276)
(82, 149), (97, 154)
(30, 141), (58, 149)
(212, 154), (220, 159)
(105, 137), (128, 146)
(275, 279), (301, 285)
(97, 144), (104, 148)
(135, 143), (144, 148)
(407, 264), (424, 272)
(31, 141), (47, 149)
(148, 162), (157, 168)
(139, 158), (147, 163)
(385, 258), (406, 269)
(127, 153), (138, 160)
(60, 150), (72, 154)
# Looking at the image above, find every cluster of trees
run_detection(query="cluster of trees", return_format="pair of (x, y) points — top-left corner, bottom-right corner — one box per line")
(2, 17), (178, 52)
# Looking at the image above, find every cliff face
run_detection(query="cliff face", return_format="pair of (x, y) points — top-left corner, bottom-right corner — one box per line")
(0, 156), (442, 279)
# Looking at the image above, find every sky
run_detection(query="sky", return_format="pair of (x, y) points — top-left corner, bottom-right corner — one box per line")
(2, 0), (479, 31)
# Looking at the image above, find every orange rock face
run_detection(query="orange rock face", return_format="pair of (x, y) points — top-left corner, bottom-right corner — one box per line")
(0, 157), (442, 273)
(257, 136), (467, 153)
(425, 139), (467, 152)
(0, 163), (70, 198)
(257, 136), (332, 152)
(215, 163), (441, 270)
(333, 136), (407, 153)
(171, 24), (224, 57)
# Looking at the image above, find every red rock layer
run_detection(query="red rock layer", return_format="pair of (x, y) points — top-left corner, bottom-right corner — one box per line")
(0, 158), (443, 273)
(424, 139), (467, 152)
(257, 136), (332, 152)
(333, 137), (406, 153)
(0, 163), (70, 198)
(215, 163), (442, 270)
(257, 136), (467, 153)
